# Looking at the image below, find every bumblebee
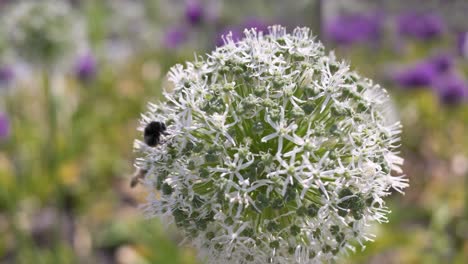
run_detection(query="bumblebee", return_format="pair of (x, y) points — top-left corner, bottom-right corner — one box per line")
(144, 121), (169, 147)
(131, 121), (168, 188)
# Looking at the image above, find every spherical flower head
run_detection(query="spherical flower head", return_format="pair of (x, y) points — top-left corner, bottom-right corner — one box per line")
(74, 52), (97, 82)
(391, 54), (453, 89)
(163, 26), (188, 49)
(396, 11), (444, 40)
(0, 64), (14, 86)
(134, 26), (408, 264)
(106, 0), (156, 52)
(2, 0), (85, 68)
(392, 62), (437, 88)
(324, 12), (382, 46)
(185, 0), (204, 25)
(432, 72), (468, 105)
(429, 54), (453, 74)
(457, 32), (468, 58)
(0, 112), (10, 139)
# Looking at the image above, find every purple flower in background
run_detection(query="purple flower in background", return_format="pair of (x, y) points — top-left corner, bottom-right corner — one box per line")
(185, 0), (204, 25)
(74, 53), (97, 82)
(457, 32), (468, 57)
(432, 72), (468, 105)
(396, 12), (444, 40)
(392, 62), (435, 88)
(324, 12), (382, 46)
(0, 113), (9, 139)
(163, 26), (188, 49)
(428, 54), (453, 74)
(216, 26), (242, 46)
(0, 65), (14, 85)
(392, 54), (453, 89)
(243, 18), (269, 33)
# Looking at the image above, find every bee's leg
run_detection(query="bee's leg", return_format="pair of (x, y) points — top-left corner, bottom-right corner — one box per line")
(130, 169), (147, 188)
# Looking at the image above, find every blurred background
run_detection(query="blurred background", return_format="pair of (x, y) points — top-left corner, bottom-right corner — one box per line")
(0, 0), (467, 263)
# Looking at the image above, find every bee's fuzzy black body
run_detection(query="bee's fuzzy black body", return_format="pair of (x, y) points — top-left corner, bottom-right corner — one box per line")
(144, 121), (168, 147)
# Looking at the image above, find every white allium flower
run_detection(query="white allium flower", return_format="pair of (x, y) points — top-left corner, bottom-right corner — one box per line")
(2, 0), (86, 68)
(104, 0), (159, 60)
(134, 26), (408, 264)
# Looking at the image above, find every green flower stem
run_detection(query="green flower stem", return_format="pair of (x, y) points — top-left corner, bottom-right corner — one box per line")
(42, 71), (58, 182)
(42, 70), (66, 247)
(465, 172), (468, 220)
